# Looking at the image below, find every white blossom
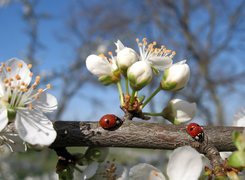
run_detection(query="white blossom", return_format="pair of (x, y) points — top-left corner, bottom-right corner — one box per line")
(136, 38), (173, 72)
(86, 54), (120, 85)
(0, 58), (57, 146)
(115, 40), (138, 74)
(127, 38), (174, 91)
(161, 60), (190, 91)
(127, 61), (153, 91)
(162, 99), (196, 124)
(167, 146), (203, 180)
(118, 146), (203, 180)
(129, 163), (166, 180)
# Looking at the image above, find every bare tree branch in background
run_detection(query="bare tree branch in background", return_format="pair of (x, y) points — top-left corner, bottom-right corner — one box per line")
(13, 0), (245, 124)
(145, 0), (245, 125)
(20, 0), (50, 71)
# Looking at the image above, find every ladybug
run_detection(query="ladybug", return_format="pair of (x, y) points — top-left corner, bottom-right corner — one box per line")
(99, 114), (123, 131)
(186, 123), (204, 142)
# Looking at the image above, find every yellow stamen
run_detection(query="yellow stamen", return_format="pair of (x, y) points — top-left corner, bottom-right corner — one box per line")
(15, 74), (21, 80)
(46, 84), (52, 89)
(98, 54), (106, 59)
(18, 63), (23, 68)
(28, 64), (32, 69)
(38, 89), (43, 94)
(4, 79), (9, 84)
(6, 67), (11, 72)
(28, 103), (33, 110)
(35, 76), (41, 84)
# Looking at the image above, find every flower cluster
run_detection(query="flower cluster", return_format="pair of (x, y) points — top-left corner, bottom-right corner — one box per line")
(86, 38), (195, 123)
(0, 58), (57, 151)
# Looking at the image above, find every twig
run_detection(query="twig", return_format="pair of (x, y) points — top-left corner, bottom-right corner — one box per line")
(50, 120), (243, 151)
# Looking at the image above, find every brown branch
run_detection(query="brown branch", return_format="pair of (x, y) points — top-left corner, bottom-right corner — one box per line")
(50, 121), (243, 151)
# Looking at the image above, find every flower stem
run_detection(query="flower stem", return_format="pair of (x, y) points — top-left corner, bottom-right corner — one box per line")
(117, 82), (124, 106)
(143, 112), (162, 116)
(141, 86), (161, 109)
(125, 77), (130, 95)
(129, 89), (136, 105)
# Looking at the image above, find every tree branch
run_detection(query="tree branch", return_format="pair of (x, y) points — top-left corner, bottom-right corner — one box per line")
(50, 121), (243, 151)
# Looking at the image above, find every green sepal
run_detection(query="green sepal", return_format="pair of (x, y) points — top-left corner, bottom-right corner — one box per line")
(232, 131), (245, 151)
(7, 108), (16, 122)
(58, 165), (74, 180)
(137, 95), (145, 103)
(84, 147), (109, 163)
(161, 104), (175, 123)
(227, 151), (245, 168)
(98, 75), (119, 85)
(128, 74), (152, 91)
(160, 81), (177, 91)
(152, 66), (159, 75)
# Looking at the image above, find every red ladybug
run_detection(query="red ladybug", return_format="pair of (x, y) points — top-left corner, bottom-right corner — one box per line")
(99, 114), (123, 130)
(186, 123), (204, 142)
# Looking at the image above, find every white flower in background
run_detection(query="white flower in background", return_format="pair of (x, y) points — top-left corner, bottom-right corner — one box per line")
(162, 99), (196, 124)
(0, 58), (57, 146)
(160, 60), (190, 91)
(167, 146), (203, 180)
(115, 40), (138, 75)
(117, 146), (203, 180)
(128, 163), (166, 180)
(127, 38), (174, 91)
(86, 53), (120, 85)
(233, 109), (245, 127)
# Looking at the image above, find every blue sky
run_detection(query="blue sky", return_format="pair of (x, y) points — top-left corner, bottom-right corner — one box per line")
(0, 0), (244, 124)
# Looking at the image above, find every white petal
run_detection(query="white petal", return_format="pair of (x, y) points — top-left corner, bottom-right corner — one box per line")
(167, 146), (203, 180)
(115, 40), (125, 52)
(0, 108), (8, 131)
(127, 61), (153, 90)
(234, 116), (245, 127)
(148, 56), (173, 71)
(220, 152), (232, 160)
(82, 162), (99, 179)
(4, 58), (32, 86)
(33, 93), (58, 113)
(117, 168), (128, 180)
(0, 80), (4, 97)
(86, 55), (112, 77)
(176, 60), (187, 65)
(129, 163), (166, 180)
(15, 110), (56, 146)
(172, 99), (197, 122)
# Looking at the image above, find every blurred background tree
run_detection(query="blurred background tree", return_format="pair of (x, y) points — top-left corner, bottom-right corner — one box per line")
(1, 0), (244, 124)
(0, 0), (244, 179)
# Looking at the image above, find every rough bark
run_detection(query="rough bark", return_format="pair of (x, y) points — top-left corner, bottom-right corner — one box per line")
(50, 121), (243, 151)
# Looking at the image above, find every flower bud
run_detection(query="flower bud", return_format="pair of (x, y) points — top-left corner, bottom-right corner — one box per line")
(160, 60), (190, 91)
(162, 99), (196, 124)
(127, 61), (152, 91)
(117, 47), (138, 75)
(86, 54), (120, 85)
